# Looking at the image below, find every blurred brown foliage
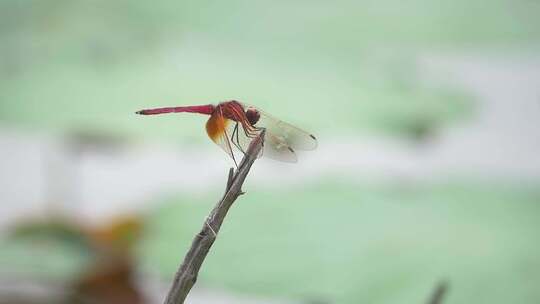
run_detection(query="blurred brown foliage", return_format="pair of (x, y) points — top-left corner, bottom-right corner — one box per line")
(8, 216), (146, 304)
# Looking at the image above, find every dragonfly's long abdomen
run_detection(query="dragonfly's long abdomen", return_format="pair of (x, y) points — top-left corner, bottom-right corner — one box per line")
(136, 105), (215, 115)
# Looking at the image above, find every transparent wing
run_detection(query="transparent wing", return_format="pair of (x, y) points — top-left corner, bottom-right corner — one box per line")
(224, 120), (298, 163)
(261, 130), (298, 163)
(250, 107), (318, 151)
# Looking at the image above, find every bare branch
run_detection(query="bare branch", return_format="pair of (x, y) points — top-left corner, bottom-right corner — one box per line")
(163, 130), (266, 304)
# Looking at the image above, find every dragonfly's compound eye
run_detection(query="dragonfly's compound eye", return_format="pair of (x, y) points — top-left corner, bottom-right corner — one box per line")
(245, 108), (260, 126)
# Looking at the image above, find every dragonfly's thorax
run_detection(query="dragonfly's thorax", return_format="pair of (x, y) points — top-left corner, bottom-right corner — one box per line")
(218, 100), (258, 127)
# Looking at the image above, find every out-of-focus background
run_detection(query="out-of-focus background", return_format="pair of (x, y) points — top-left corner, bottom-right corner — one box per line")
(1, 1), (539, 303)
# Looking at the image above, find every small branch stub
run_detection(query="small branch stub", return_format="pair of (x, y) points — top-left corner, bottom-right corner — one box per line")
(163, 131), (265, 304)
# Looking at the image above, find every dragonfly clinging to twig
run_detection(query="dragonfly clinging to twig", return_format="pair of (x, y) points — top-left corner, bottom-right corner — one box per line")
(136, 100), (317, 165)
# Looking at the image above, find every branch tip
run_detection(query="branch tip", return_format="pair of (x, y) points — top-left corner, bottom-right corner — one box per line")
(163, 132), (265, 304)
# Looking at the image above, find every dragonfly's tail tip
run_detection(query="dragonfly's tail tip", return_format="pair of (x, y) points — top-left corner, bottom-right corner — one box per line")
(135, 110), (144, 115)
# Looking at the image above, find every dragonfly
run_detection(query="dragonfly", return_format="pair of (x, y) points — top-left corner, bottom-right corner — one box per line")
(136, 100), (317, 165)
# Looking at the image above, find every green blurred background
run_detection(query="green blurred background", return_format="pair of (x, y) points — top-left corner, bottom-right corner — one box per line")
(1, 1), (539, 303)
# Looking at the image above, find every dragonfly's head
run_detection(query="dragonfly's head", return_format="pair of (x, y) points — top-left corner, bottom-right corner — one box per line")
(245, 107), (260, 126)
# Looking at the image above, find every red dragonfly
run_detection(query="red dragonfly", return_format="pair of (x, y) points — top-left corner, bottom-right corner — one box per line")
(136, 100), (317, 164)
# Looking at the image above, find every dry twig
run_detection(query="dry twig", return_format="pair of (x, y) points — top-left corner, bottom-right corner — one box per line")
(163, 131), (265, 304)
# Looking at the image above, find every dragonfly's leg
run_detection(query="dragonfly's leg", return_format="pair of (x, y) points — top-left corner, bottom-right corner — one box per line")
(231, 148), (239, 169)
(242, 124), (253, 138)
(233, 123), (245, 154)
(218, 107), (239, 168)
(231, 123), (238, 148)
(230, 123), (246, 155)
(223, 125), (239, 168)
(230, 144), (239, 168)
